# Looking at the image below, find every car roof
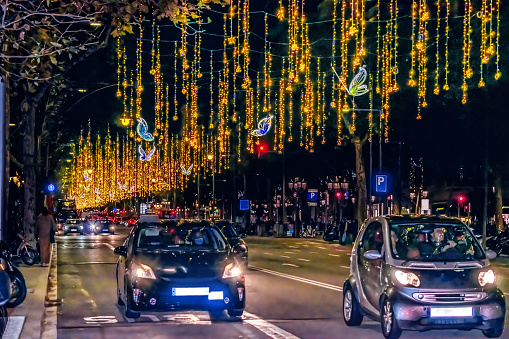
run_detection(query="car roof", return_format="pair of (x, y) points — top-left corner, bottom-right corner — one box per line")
(384, 215), (464, 224)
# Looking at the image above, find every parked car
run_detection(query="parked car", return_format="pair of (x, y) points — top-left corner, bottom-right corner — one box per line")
(114, 220), (245, 319)
(343, 215), (505, 339)
(91, 219), (115, 235)
(215, 220), (248, 267)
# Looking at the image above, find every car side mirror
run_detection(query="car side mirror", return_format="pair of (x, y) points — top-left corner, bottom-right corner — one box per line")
(486, 250), (497, 260)
(364, 250), (383, 260)
(114, 246), (127, 257)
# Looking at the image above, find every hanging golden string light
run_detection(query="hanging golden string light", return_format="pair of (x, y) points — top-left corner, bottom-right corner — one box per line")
(135, 17), (143, 121)
(443, 0), (450, 91)
(408, 1), (417, 88)
(462, 0), (472, 104)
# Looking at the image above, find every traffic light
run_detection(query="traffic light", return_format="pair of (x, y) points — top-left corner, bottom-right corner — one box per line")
(458, 196), (464, 202)
(257, 142), (268, 158)
(336, 192), (342, 198)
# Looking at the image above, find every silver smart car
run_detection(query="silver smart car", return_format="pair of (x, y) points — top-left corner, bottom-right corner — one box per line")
(343, 215), (505, 339)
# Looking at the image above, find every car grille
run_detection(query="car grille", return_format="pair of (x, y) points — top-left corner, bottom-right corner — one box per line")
(412, 292), (487, 303)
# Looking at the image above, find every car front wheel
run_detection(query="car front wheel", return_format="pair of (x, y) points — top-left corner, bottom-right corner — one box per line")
(381, 298), (402, 339)
(343, 286), (363, 326)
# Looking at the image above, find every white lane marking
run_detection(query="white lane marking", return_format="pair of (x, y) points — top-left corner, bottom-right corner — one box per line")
(103, 243), (116, 251)
(317, 246), (327, 249)
(284, 251), (294, 254)
(310, 251), (319, 254)
(84, 316), (118, 324)
(339, 265), (350, 269)
(243, 311), (300, 339)
(280, 255), (290, 258)
(264, 252), (273, 255)
(250, 266), (342, 291)
(288, 246), (299, 249)
(328, 254), (340, 257)
(504, 293), (509, 297)
(2, 316), (25, 339)
(282, 263), (299, 267)
(297, 258), (310, 262)
(233, 323), (259, 338)
(141, 314), (160, 322)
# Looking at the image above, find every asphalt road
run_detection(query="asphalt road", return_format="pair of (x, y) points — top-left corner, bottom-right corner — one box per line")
(56, 227), (509, 339)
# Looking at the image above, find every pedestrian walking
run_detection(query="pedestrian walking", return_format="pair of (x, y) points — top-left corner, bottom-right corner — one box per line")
(350, 218), (359, 242)
(35, 207), (56, 267)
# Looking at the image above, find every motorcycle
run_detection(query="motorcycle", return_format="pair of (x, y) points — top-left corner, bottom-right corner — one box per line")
(487, 231), (509, 257)
(8, 232), (37, 265)
(0, 241), (27, 308)
(323, 224), (340, 242)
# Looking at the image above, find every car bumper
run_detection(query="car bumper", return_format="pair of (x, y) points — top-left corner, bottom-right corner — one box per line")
(94, 228), (114, 233)
(63, 227), (82, 233)
(128, 277), (245, 312)
(392, 289), (506, 331)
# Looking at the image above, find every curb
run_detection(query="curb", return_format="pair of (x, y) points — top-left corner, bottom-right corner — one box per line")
(40, 243), (59, 339)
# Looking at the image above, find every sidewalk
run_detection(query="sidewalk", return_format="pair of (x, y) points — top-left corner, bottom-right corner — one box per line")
(3, 244), (55, 339)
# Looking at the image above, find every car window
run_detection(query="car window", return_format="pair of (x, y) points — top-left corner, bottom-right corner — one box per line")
(210, 228), (228, 250)
(135, 225), (216, 251)
(389, 222), (485, 261)
(358, 221), (384, 257)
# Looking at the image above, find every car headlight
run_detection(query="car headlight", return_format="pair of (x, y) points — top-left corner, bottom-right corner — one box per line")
(222, 263), (242, 279)
(478, 269), (496, 286)
(79, 226), (83, 229)
(132, 263), (156, 279)
(96, 226), (100, 230)
(395, 270), (420, 287)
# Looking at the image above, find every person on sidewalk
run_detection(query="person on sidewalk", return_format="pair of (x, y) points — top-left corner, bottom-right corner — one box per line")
(35, 207), (56, 267)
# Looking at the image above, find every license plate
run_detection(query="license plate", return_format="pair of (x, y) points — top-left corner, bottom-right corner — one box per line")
(172, 287), (209, 296)
(70, 228), (77, 231)
(208, 291), (223, 300)
(430, 307), (473, 317)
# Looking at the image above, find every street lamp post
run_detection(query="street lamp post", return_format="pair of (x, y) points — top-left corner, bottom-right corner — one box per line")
(288, 177), (307, 237)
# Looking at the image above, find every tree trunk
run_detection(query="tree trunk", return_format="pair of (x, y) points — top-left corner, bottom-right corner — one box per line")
(22, 95), (39, 246)
(494, 172), (504, 232)
(4, 76), (10, 240)
(353, 137), (367, 224)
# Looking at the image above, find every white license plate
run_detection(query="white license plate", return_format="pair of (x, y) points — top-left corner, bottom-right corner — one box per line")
(208, 291), (224, 300)
(172, 287), (209, 296)
(430, 307), (473, 317)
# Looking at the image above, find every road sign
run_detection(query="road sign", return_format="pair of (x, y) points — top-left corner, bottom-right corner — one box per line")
(308, 202), (317, 207)
(308, 189), (318, 202)
(239, 200), (250, 210)
(375, 175), (387, 193)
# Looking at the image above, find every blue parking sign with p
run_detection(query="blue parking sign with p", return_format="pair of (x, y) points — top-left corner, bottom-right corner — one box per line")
(375, 175), (387, 193)
(308, 190), (318, 202)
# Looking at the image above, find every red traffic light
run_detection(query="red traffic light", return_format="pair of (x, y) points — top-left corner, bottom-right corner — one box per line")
(336, 192), (341, 198)
(459, 196), (465, 202)
(257, 142), (269, 158)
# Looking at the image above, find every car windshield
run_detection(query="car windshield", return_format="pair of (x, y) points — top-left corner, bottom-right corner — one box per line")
(389, 222), (485, 261)
(136, 224), (224, 251)
(218, 223), (238, 237)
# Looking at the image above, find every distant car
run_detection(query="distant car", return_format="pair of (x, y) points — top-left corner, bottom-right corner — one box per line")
(215, 221), (248, 267)
(91, 219), (115, 235)
(127, 217), (138, 227)
(62, 217), (84, 235)
(343, 215), (505, 339)
(114, 220), (245, 319)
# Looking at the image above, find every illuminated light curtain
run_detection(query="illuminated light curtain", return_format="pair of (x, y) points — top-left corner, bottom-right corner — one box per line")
(461, 0), (473, 104)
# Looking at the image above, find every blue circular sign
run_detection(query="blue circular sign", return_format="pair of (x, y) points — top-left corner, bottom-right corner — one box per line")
(47, 184), (56, 192)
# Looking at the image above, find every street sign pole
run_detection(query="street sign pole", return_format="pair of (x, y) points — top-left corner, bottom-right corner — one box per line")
(0, 78), (6, 241)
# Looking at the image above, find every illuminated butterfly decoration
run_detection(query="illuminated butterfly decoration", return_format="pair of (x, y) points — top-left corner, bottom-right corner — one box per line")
(251, 115), (274, 137)
(109, 192), (115, 199)
(95, 187), (101, 195)
(138, 145), (156, 161)
(137, 117), (154, 142)
(80, 194), (85, 199)
(332, 67), (369, 97)
(180, 164), (193, 176)
(83, 184), (90, 191)
(128, 186), (135, 194)
(118, 182), (126, 190)
(83, 171), (91, 181)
